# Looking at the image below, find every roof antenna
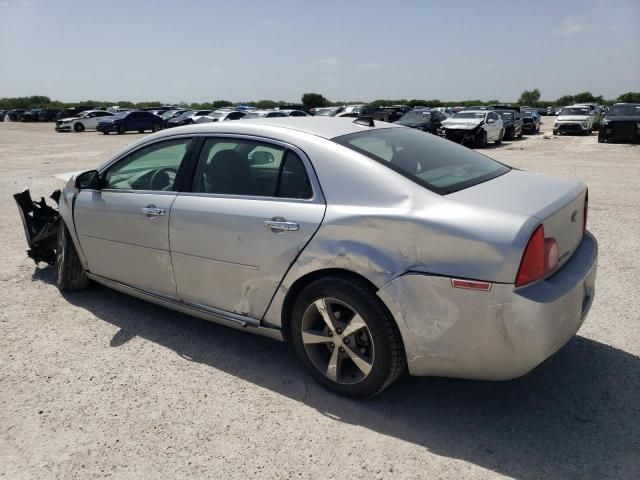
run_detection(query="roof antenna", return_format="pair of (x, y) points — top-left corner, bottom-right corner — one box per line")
(353, 116), (375, 127)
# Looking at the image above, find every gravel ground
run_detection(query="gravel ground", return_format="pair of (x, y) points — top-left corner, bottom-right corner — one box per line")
(1, 119), (639, 480)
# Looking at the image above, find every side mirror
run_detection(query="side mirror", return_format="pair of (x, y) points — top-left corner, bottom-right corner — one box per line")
(75, 170), (101, 190)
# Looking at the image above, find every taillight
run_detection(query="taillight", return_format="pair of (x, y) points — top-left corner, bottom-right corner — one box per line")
(515, 225), (559, 287)
(583, 190), (588, 233)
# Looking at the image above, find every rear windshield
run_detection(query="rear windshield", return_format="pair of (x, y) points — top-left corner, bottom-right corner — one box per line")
(333, 127), (510, 194)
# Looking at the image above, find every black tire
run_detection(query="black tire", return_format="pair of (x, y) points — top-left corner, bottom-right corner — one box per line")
(138, 129), (144, 133)
(507, 127), (515, 140)
(73, 122), (85, 133)
(475, 130), (488, 148)
(290, 276), (406, 398)
(117, 125), (125, 135)
(55, 222), (90, 291)
(152, 123), (160, 132)
(102, 131), (109, 135)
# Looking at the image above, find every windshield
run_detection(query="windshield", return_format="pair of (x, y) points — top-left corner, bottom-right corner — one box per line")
(452, 112), (485, 119)
(607, 104), (640, 116)
(560, 107), (590, 116)
(161, 110), (180, 119)
(333, 128), (510, 194)
(496, 111), (514, 120)
(174, 110), (195, 120)
(398, 110), (431, 123)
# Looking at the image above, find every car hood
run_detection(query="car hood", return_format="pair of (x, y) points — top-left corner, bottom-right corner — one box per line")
(604, 115), (640, 122)
(59, 116), (80, 122)
(557, 115), (589, 121)
(442, 118), (483, 129)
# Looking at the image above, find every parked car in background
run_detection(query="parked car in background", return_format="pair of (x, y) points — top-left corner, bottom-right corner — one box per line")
(553, 106), (592, 136)
(441, 110), (504, 147)
(0, 110), (6, 122)
(56, 106), (95, 121)
(96, 110), (163, 134)
(521, 111), (541, 134)
(313, 107), (344, 117)
(336, 104), (374, 117)
(495, 110), (523, 139)
(15, 116), (596, 398)
(371, 106), (411, 123)
(194, 110), (246, 123)
(166, 110), (212, 128)
(6, 109), (26, 121)
(574, 103), (604, 130)
(462, 105), (494, 111)
(598, 103), (640, 143)
(395, 108), (445, 133)
(38, 108), (61, 122)
(242, 110), (288, 119)
(280, 109), (309, 117)
(55, 110), (114, 132)
(160, 109), (189, 127)
(21, 109), (42, 122)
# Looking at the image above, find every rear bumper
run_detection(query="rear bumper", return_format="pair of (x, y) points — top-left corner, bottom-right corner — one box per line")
(377, 231), (598, 380)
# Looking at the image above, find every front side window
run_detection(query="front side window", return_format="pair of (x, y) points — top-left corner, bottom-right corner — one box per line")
(104, 138), (192, 191)
(192, 138), (312, 199)
(333, 127), (510, 194)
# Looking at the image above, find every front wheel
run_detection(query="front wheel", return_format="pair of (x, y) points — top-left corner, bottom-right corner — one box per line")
(152, 123), (160, 132)
(73, 122), (85, 133)
(55, 222), (90, 291)
(102, 131), (109, 135)
(290, 276), (405, 398)
(475, 130), (488, 148)
(117, 125), (126, 135)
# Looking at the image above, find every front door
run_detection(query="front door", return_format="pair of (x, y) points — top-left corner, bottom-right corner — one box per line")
(169, 136), (325, 319)
(73, 136), (194, 297)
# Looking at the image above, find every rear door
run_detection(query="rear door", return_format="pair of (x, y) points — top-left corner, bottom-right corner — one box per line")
(169, 135), (325, 319)
(73, 136), (195, 297)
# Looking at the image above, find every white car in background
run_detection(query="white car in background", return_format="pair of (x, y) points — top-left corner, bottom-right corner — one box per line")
(279, 109), (309, 117)
(441, 110), (504, 147)
(553, 106), (593, 136)
(55, 110), (113, 133)
(194, 110), (247, 124)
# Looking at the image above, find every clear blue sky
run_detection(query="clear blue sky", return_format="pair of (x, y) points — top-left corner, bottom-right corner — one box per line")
(0, 0), (638, 103)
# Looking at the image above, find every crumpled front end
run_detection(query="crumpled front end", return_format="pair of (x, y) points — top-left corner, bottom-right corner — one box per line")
(14, 189), (61, 265)
(377, 232), (598, 380)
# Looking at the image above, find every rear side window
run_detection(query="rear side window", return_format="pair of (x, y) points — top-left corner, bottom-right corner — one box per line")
(333, 128), (510, 194)
(192, 138), (312, 199)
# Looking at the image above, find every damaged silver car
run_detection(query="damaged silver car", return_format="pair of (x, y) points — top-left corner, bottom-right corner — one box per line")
(15, 117), (597, 398)
(441, 110), (505, 147)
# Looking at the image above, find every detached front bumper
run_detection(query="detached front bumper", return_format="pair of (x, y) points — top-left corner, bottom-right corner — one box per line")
(377, 232), (598, 380)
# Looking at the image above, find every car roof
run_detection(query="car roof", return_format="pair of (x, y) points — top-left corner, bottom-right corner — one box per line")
(150, 116), (404, 140)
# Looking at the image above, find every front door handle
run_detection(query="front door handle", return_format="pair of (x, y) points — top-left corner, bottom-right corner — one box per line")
(141, 206), (165, 217)
(264, 219), (299, 232)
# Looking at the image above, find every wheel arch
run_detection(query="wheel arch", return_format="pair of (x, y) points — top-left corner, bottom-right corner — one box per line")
(278, 268), (383, 341)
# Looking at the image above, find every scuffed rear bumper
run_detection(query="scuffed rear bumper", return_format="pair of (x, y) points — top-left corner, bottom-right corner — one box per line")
(377, 232), (598, 380)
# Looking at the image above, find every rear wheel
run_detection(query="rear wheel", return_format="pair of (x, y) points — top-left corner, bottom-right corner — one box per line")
(290, 276), (405, 398)
(102, 131), (109, 135)
(138, 129), (144, 133)
(152, 123), (160, 132)
(73, 122), (85, 133)
(55, 222), (89, 291)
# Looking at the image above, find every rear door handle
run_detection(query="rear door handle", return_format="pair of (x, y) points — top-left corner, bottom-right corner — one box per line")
(141, 206), (165, 216)
(264, 219), (299, 231)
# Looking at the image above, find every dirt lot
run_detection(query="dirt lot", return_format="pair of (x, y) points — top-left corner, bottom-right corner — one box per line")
(1, 118), (639, 479)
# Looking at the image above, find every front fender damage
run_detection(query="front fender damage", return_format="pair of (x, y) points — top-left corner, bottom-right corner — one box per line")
(13, 189), (61, 265)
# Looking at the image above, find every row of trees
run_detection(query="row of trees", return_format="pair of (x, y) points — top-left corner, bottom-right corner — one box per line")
(1, 91), (639, 112)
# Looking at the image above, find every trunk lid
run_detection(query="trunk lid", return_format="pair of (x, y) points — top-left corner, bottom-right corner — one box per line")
(448, 169), (587, 273)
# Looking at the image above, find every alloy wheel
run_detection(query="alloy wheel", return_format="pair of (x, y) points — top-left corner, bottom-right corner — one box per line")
(301, 297), (375, 385)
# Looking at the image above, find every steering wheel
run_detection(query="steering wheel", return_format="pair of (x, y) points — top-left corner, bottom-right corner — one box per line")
(149, 167), (178, 190)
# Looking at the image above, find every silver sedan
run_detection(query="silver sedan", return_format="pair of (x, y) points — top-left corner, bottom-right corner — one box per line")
(15, 117), (597, 397)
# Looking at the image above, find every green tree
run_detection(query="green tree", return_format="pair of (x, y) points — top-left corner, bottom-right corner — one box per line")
(573, 91), (603, 104)
(255, 99), (280, 109)
(555, 95), (575, 106)
(301, 93), (328, 109)
(518, 89), (541, 106)
(617, 92), (640, 103)
(211, 100), (233, 109)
